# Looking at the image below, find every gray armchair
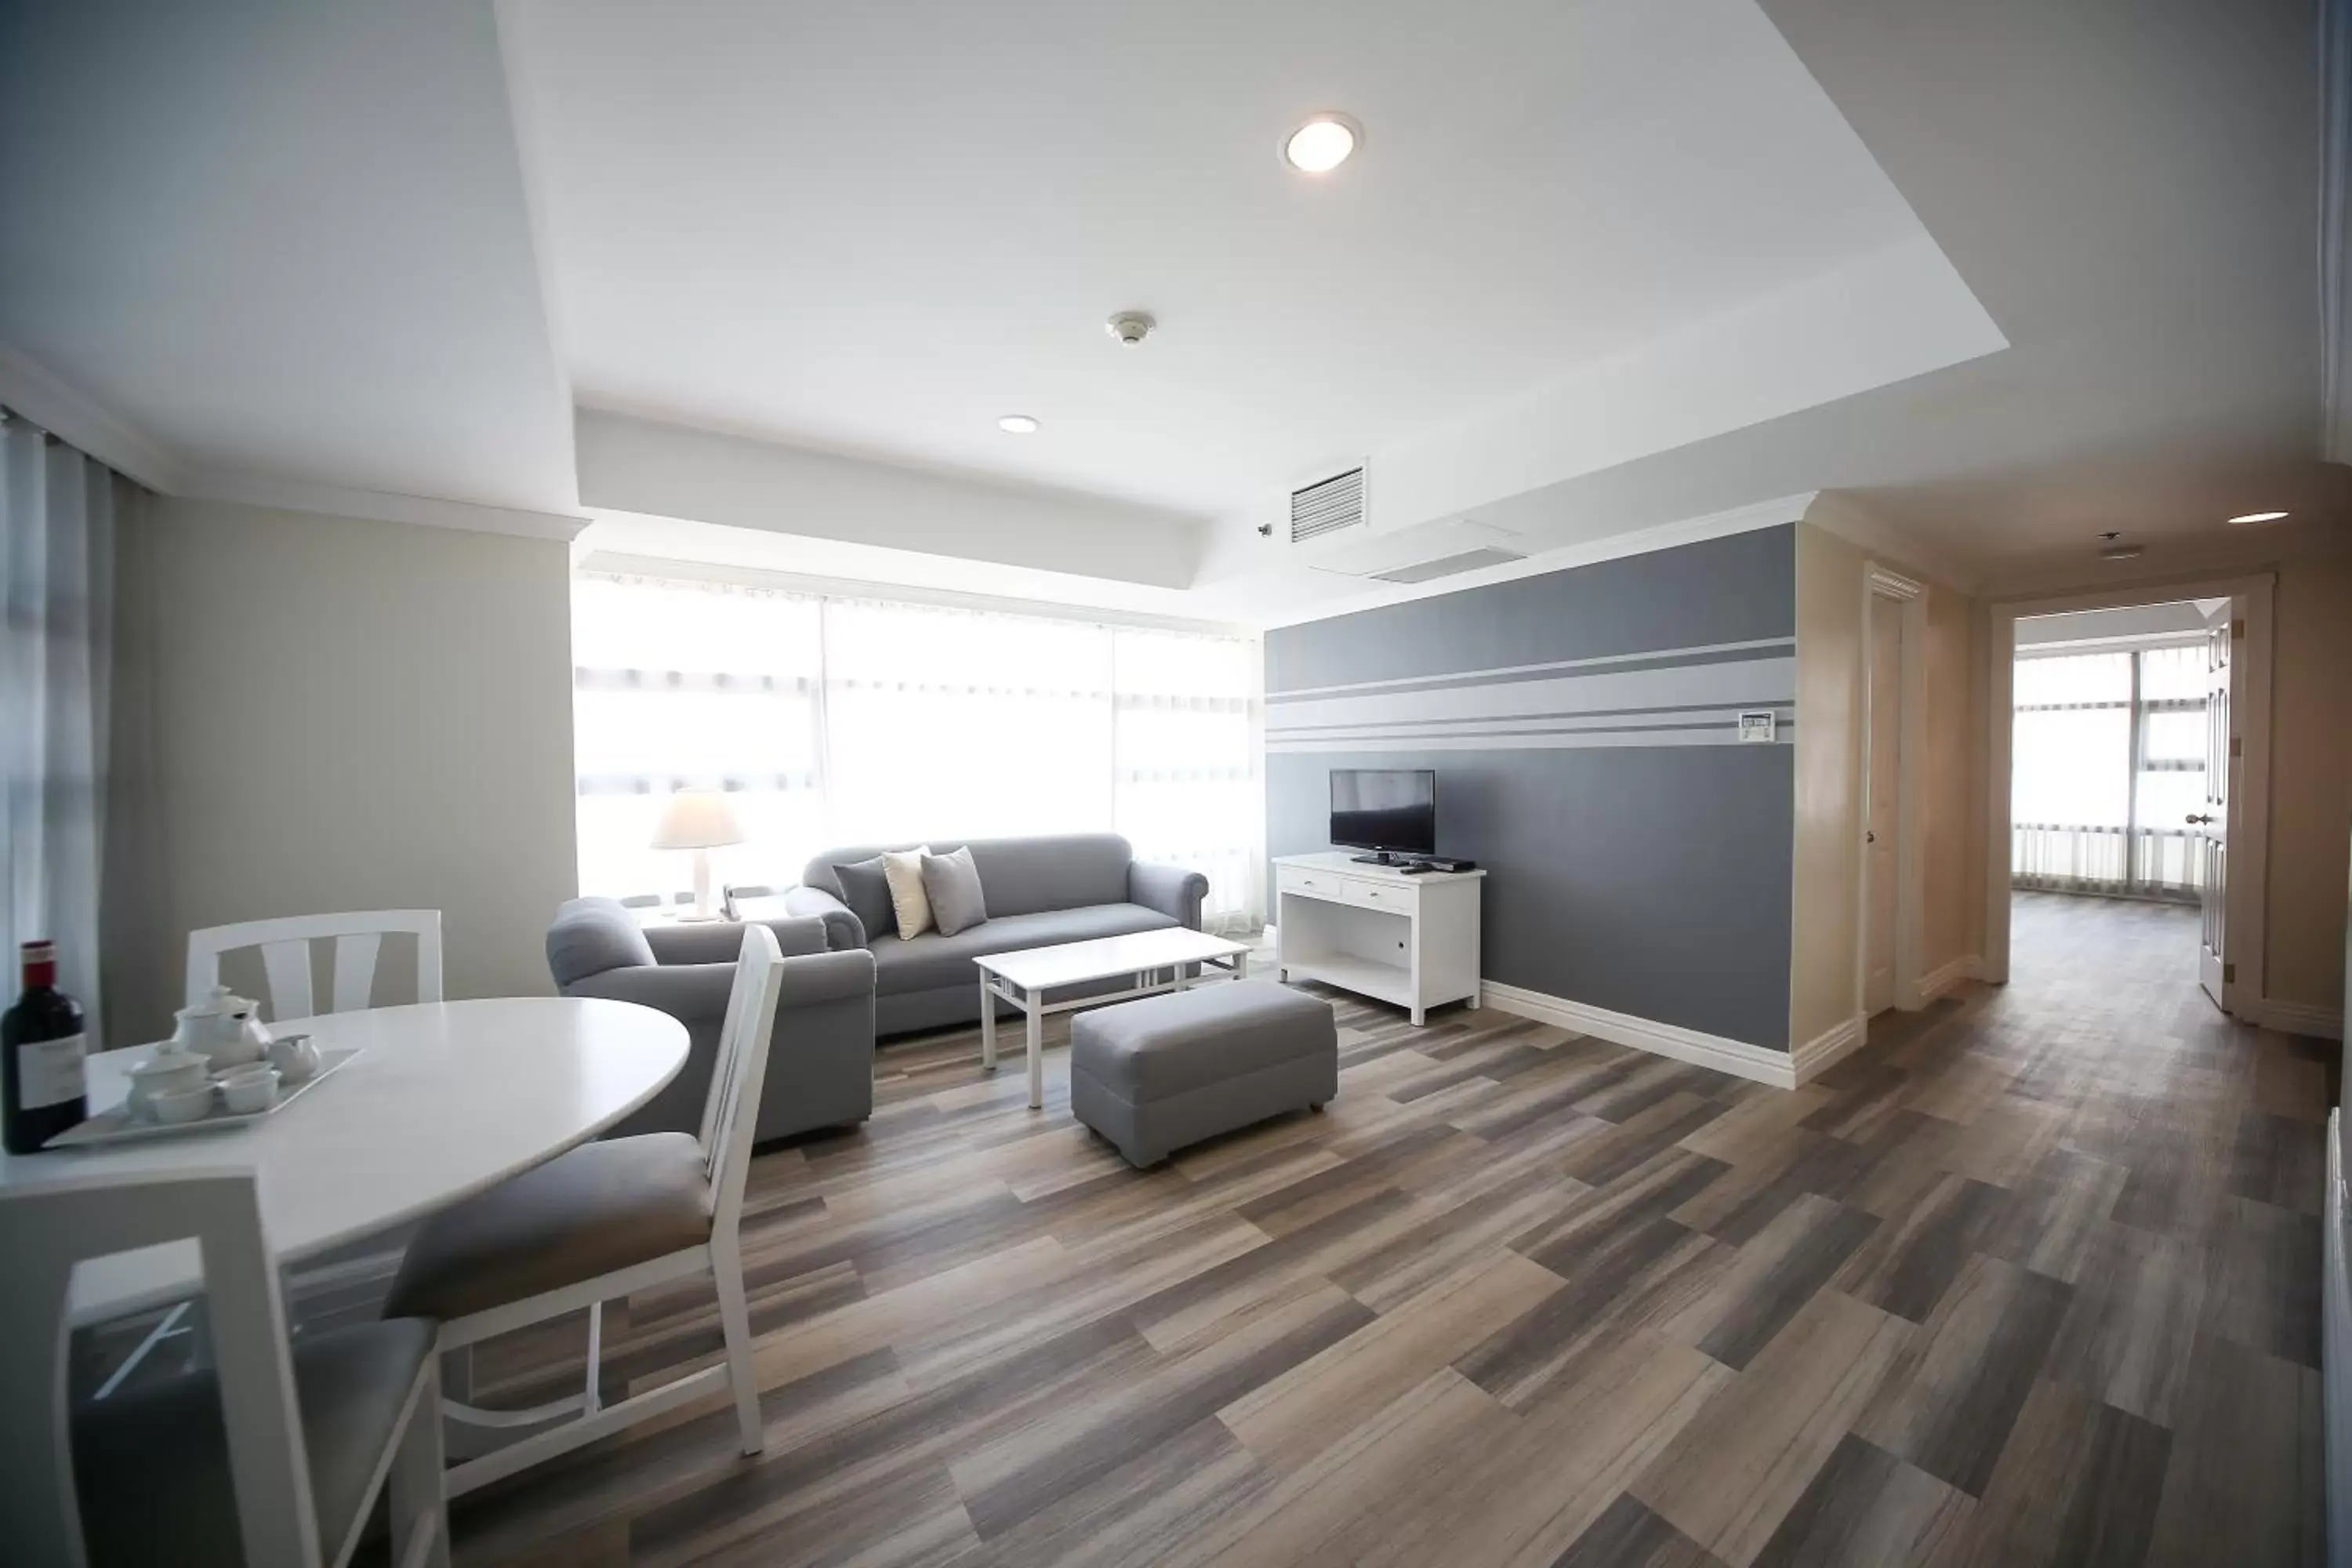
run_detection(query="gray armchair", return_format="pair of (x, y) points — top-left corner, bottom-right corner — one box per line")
(546, 898), (876, 1143)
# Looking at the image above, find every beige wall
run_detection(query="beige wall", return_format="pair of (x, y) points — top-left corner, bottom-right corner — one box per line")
(107, 497), (579, 1040)
(1790, 523), (1864, 1049)
(2263, 551), (2352, 1014)
(1790, 519), (1985, 1049)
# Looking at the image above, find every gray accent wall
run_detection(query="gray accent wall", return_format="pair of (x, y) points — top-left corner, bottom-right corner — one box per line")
(1265, 526), (1796, 1050)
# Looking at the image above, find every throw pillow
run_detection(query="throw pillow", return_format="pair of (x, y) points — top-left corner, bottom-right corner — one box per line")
(880, 846), (935, 939)
(920, 846), (989, 937)
(830, 855), (897, 944)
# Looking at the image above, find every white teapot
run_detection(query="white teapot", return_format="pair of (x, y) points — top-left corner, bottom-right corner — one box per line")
(172, 984), (273, 1069)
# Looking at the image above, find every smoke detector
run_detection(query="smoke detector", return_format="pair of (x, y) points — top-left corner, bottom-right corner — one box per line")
(1106, 311), (1156, 347)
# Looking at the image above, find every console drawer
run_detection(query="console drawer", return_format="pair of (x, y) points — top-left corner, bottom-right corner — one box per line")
(1277, 866), (1345, 901)
(1338, 877), (1417, 916)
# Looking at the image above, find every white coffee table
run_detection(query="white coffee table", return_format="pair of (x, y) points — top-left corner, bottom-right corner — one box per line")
(977, 927), (1251, 1109)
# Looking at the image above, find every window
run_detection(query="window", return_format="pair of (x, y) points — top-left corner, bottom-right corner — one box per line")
(2011, 641), (2207, 900)
(571, 572), (1265, 931)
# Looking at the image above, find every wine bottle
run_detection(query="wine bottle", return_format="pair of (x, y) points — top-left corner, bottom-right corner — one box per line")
(3, 939), (88, 1153)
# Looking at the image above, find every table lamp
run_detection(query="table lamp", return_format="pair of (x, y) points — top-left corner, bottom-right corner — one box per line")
(650, 789), (745, 921)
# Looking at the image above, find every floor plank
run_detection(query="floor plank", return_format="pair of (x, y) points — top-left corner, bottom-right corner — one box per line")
(422, 892), (2328, 1568)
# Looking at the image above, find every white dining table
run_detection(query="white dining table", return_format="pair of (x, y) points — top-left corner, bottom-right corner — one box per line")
(0, 996), (689, 1325)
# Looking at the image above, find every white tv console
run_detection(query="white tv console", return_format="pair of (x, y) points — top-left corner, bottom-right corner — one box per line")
(1272, 852), (1486, 1025)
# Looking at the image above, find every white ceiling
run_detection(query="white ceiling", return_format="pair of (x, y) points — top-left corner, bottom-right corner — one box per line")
(503, 0), (1977, 520)
(0, 0), (2341, 617)
(0, 0), (578, 515)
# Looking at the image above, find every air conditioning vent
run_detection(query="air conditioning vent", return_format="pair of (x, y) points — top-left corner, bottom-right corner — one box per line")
(1370, 546), (1526, 585)
(1290, 467), (1365, 543)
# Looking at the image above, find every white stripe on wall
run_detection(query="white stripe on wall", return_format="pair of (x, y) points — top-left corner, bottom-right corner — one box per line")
(1269, 725), (1791, 754)
(1265, 635), (1796, 701)
(1265, 655), (1794, 735)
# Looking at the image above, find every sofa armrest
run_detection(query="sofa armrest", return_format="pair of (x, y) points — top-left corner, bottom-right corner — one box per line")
(562, 961), (734, 1025)
(777, 947), (877, 1008)
(645, 914), (828, 965)
(1129, 860), (1210, 931)
(782, 884), (866, 951)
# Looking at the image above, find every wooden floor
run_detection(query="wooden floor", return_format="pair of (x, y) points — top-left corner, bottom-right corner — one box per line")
(447, 892), (2333, 1567)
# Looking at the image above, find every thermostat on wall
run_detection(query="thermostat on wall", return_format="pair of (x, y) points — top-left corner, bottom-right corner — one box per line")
(1737, 711), (1776, 743)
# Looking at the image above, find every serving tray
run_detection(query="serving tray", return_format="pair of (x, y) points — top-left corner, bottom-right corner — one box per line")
(42, 1047), (362, 1149)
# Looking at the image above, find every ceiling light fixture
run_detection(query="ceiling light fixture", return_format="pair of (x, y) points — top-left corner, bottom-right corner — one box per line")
(997, 414), (1040, 434)
(2228, 510), (2288, 524)
(1283, 113), (1360, 174)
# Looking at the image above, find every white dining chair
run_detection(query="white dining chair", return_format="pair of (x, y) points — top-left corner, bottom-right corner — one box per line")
(187, 909), (445, 1020)
(382, 924), (785, 1496)
(0, 1168), (448, 1568)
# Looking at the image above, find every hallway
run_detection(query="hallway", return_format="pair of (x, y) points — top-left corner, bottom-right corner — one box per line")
(2007, 890), (2207, 1024)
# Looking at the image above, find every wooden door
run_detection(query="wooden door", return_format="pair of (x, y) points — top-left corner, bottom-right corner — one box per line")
(2197, 600), (2231, 1008)
(1864, 604), (1902, 1015)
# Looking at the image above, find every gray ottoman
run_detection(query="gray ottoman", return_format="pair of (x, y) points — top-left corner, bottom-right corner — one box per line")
(1069, 979), (1339, 1167)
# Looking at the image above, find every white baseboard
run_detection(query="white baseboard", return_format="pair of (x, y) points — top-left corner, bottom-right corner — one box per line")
(1791, 1014), (1868, 1082)
(2255, 999), (2345, 1040)
(1481, 981), (1798, 1090)
(1918, 954), (1984, 1002)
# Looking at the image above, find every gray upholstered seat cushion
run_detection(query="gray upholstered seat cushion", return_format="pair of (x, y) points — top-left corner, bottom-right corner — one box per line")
(1071, 980), (1338, 1098)
(71, 1317), (436, 1568)
(385, 1132), (712, 1320)
(866, 902), (1178, 994)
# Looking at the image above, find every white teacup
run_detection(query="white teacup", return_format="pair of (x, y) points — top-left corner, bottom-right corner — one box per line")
(147, 1083), (214, 1125)
(219, 1065), (280, 1116)
(125, 1044), (211, 1121)
(267, 1033), (321, 1085)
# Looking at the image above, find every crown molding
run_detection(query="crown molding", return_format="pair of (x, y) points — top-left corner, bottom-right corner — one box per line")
(0, 339), (586, 541)
(181, 469), (590, 543)
(0, 342), (187, 492)
(1803, 492), (1981, 593)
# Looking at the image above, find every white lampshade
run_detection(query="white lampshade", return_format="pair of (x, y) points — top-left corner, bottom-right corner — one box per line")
(649, 789), (745, 851)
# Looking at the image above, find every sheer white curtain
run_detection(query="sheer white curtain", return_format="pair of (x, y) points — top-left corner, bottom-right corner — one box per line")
(1, 413), (126, 1042)
(572, 575), (826, 901)
(572, 573), (1264, 930)
(2012, 643), (2205, 901)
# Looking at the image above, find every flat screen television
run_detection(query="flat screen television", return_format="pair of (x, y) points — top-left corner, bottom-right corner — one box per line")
(1330, 768), (1437, 861)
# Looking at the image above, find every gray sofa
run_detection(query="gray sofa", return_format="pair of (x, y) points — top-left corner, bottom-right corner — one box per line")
(782, 833), (1208, 1036)
(546, 898), (877, 1142)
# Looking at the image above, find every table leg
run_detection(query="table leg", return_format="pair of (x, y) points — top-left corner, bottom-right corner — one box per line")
(1025, 993), (1044, 1110)
(980, 974), (997, 1071)
(1234, 949), (1249, 982)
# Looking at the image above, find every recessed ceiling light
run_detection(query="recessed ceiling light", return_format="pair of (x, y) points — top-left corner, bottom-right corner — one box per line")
(998, 414), (1040, 435)
(1283, 114), (1360, 174)
(2228, 510), (2288, 524)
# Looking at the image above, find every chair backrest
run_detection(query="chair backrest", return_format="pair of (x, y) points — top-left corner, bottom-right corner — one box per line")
(698, 924), (786, 1233)
(187, 909), (444, 1021)
(0, 1169), (321, 1566)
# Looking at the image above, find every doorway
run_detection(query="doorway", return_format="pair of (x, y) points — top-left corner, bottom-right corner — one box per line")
(1986, 579), (2274, 1019)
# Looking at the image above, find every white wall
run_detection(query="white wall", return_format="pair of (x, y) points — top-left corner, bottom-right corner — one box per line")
(575, 408), (1205, 590)
(107, 497), (579, 1040)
